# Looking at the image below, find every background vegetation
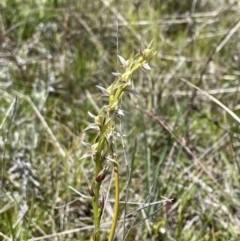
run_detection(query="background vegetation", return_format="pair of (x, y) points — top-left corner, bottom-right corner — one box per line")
(1, 0), (240, 240)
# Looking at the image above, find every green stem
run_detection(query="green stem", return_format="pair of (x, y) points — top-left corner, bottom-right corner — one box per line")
(108, 160), (119, 241)
(93, 167), (101, 241)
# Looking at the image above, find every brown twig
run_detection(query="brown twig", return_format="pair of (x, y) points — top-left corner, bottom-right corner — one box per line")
(135, 105), (220, 187)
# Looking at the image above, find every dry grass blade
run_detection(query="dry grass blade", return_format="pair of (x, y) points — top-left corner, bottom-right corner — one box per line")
(181, 78), (240, 124)
(12, 90), (67, 158)
(135, 104), (220, 187)
(0, 232), (12, 241)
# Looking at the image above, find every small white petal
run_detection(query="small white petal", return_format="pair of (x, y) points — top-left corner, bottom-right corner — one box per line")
(115, 132), (126, 137)
(117, 55), (127, 68)
(81, 141), (91, 147)
(80, 152), (94, 160)
(117, 109), (124, 116)
(96, 85), (109, 95)
(112, 72), (122, 77)
(142, 62), (151, 70)
(83, 123), (100, 131)
(88, 111), (96, 119)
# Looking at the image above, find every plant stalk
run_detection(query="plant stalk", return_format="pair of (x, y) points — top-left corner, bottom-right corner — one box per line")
(108, 158), (119, 241)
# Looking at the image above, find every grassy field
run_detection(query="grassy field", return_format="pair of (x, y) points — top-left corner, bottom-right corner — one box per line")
(1, 0), (240, 240)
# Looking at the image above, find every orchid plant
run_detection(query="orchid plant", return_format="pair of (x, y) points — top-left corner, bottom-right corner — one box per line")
(82, 42), (155, 241)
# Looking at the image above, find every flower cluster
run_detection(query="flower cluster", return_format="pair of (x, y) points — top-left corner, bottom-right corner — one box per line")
(82, 42), (155, 241)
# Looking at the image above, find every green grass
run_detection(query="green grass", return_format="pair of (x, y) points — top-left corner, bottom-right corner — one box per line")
(1, 0), (240, 240)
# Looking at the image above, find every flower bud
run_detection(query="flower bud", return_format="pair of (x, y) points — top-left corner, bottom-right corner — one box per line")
(88, 185), (95, 197)
(95, 166), (108, 183)
(99, 195), (105, 209)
